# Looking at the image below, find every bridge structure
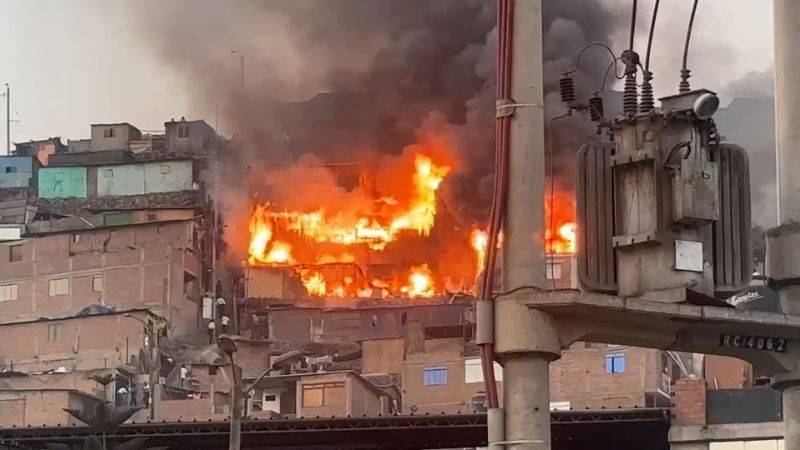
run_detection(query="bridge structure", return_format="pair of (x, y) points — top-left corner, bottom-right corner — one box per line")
(0, 409), (669, 450)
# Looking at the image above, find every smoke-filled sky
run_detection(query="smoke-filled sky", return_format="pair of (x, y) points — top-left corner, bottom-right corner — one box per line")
(0, 0), (773, 145)
(0, 0), (778, 229)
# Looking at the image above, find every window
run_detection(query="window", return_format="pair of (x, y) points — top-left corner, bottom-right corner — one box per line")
(464, 358), (503, 383)
(72, 234), (80, 243)
(401, 312), (407, 326)
(54, 172), (64, 181)
(301, 382), (345, 408)
(159, 164), (171, 174)
(423, 367), (448, 386)
(47, 323), (63, 342)
(103, 128), (116, 138)
(546, 262), (562, 280)
(605, 352), (626, 374)
(0, 284), (18, 302)
(102, 169), (114, 179)
(4, 166), (17, 173)
(9, 244), (22, 262)
(371, 314), (378, 327)
(49, 278), (69, 296)
(178, 125), (190, 138)
(92, 275), (102, 292)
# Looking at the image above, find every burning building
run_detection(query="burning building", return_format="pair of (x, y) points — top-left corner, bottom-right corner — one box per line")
(241, 141), (578, 300)
(242, 137), (488, 300)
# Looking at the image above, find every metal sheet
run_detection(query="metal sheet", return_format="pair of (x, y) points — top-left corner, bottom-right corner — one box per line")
(576, 139), (617, 293)
(712, 144), (753, 297)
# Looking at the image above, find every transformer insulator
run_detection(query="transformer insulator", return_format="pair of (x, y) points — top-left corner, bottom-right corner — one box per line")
(623, 72), (638, 116)
(639, 71), (654, 114)
(559, 75), (576, 104)
(589, 95), (604, 122)
(679, 69), (691, 93)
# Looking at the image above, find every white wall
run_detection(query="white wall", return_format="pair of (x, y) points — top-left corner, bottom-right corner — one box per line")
(711, 440), (784, 450)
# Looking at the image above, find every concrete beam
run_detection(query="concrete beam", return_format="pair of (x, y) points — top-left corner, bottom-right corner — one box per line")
(521, 289), (800, 376)
(669, 422), (783, 444)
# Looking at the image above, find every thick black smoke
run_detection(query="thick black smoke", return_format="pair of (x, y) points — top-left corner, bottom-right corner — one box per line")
(131, 0), (626, 236)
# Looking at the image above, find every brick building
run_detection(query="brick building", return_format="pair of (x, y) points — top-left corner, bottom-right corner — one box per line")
(0, 118), (220, 429)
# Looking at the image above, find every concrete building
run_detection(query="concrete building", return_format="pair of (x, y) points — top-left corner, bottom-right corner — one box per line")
(95, 160), (195, 196)
(0, 156), (39, 188)
(37, 166), (88, 198)
(164, 119), (217, 154)
(237, 295), (471, 343)
(0, 388), (103, 428)
(38, 159), (197, 199)
(0, 219), (203, 335)
(0, 309), (151, 374)
(246, 370), (391, 419)
(13, 138), (67, 165)
(549, 343), (676, 410)
(359, 328), (676, 414)
(90, 123), (142, 152)
(670, 378), (784, 449)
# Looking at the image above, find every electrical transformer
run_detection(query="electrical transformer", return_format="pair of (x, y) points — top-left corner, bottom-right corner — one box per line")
(576, 89), (752, 303)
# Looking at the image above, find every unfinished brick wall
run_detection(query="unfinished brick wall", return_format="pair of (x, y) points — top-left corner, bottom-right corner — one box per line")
(0, 221), (201, 335)
(671, 378), (707, 426)
(549, 344), (665, 409)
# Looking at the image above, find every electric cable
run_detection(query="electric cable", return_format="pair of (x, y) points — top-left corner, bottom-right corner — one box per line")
(680, 0), (700, 92)
(478, 0), (514, 410)
(629, 0), (637, 51)
(565, 42), (618, 75)
(645, 0), (660, 71)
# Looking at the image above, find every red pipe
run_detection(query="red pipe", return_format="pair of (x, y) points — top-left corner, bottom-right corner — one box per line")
(479, 0), (514, 410)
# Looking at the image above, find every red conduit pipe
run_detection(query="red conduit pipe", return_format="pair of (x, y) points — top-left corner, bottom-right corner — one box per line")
(479, 0), (514, 410)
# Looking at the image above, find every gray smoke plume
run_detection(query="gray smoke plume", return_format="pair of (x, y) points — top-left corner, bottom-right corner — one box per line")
(129, 0), (626, 255)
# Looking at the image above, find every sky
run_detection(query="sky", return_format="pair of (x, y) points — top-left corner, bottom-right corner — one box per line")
(0, 0), (775, 150)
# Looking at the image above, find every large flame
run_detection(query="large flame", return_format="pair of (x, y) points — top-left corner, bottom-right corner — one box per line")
(247, 151), (452, 298)
(546, 191), (577, 254)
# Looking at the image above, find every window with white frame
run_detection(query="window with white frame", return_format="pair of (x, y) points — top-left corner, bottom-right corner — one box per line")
(49, 278), (69, 296)
(92, 275), (102, 293)
(47, 323), (63, 342)
(605, 352), (626, 374)
(0, 284), (18, 301)
(464, 358), (503, 383)
(423, 366), (448, 386)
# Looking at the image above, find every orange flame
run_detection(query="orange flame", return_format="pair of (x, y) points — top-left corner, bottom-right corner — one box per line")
(546, 191), (577, 254)
(402, 264), (435, 298)
(247, 151), (451, 298)
(471, 229), (488, 273)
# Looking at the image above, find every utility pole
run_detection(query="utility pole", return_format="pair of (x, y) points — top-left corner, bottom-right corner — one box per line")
(5, 83), (9, 155)
(492, 1), (557, 449)
(770, 2), (800, 448)
(231, 50), (245, 89)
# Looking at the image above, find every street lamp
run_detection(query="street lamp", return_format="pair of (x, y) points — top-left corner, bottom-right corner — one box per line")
(216, 335), (305, 450)
(217, 334), (243, 450)
(122, 313), (161, 420)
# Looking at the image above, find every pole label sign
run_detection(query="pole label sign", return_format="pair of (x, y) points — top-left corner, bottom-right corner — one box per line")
(719, 334), (788, 353)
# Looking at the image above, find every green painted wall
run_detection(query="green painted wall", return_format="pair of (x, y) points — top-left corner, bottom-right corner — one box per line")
(38, 167), (88, 198)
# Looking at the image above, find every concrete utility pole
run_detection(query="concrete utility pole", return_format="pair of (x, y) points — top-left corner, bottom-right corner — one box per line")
(771, 2), (800, 448)
(5, 83), (9, 155)
(231, 50), (245, 90)
(494, 1), (559, 449)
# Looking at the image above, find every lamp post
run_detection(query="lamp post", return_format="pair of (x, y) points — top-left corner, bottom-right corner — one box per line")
(230, 50), (245, 89)
(217, 335), (303, 450)
(217, 334), (243, 450)
(123, 313), (161, 420)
